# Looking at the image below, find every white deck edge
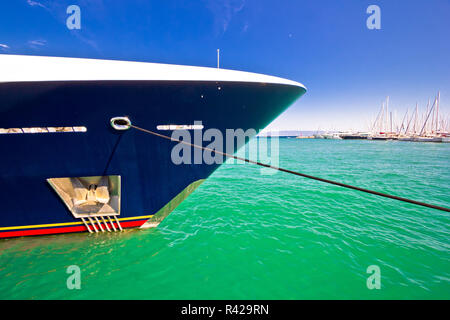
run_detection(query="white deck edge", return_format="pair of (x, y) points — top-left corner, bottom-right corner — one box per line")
(0, 54), (306, 89)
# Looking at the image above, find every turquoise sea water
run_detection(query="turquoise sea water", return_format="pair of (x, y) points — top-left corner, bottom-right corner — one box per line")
(0, 139), (449, 299)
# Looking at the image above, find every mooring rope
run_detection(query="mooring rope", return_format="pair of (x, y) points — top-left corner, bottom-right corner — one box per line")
(128, 124), (450, 213)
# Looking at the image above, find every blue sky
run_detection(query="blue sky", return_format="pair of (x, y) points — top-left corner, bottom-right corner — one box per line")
(1, 0), (449, 131)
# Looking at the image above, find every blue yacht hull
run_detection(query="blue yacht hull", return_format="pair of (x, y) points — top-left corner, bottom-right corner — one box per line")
(0, 80), (305, 237)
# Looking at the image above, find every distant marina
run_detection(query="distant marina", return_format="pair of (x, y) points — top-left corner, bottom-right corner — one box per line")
(263, 92), (449, 143)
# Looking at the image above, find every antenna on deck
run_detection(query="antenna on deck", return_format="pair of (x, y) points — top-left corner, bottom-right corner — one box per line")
(217, 49), (220, 69)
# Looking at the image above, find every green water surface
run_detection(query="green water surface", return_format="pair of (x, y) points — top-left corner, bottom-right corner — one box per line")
(0, 139), (449, 299)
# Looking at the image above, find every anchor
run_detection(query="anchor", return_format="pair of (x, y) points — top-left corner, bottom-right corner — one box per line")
(48, 175), (123, 233)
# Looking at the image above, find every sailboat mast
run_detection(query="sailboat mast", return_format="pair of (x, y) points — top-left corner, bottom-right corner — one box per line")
(431, 96), (436, 133)
(372, 103), (383, 134)
(436, 91), (440, 133)
(379, 102), (384, 133)
(400, 108), (408, 134)
(405, 108), (414, 135)
(420, 98), (436, 136)
(390, 111), (393, 133)
(385, 96), (389, 133)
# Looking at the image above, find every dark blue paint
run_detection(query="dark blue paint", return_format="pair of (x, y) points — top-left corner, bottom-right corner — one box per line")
(0, 80), (305, 231)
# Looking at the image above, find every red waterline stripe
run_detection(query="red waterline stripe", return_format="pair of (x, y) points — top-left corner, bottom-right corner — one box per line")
(0, 219), (147, 238)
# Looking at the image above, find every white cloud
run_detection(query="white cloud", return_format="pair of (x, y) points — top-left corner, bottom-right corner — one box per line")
(27, 0), (46, 8)
(0, 43), (10, 50)
(29, 39), (46, 46)
(28, 39), (47, 49)
(206, 0), (246, 33)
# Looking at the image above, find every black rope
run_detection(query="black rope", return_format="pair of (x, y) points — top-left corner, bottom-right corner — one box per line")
(129, 124), (450, 213)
